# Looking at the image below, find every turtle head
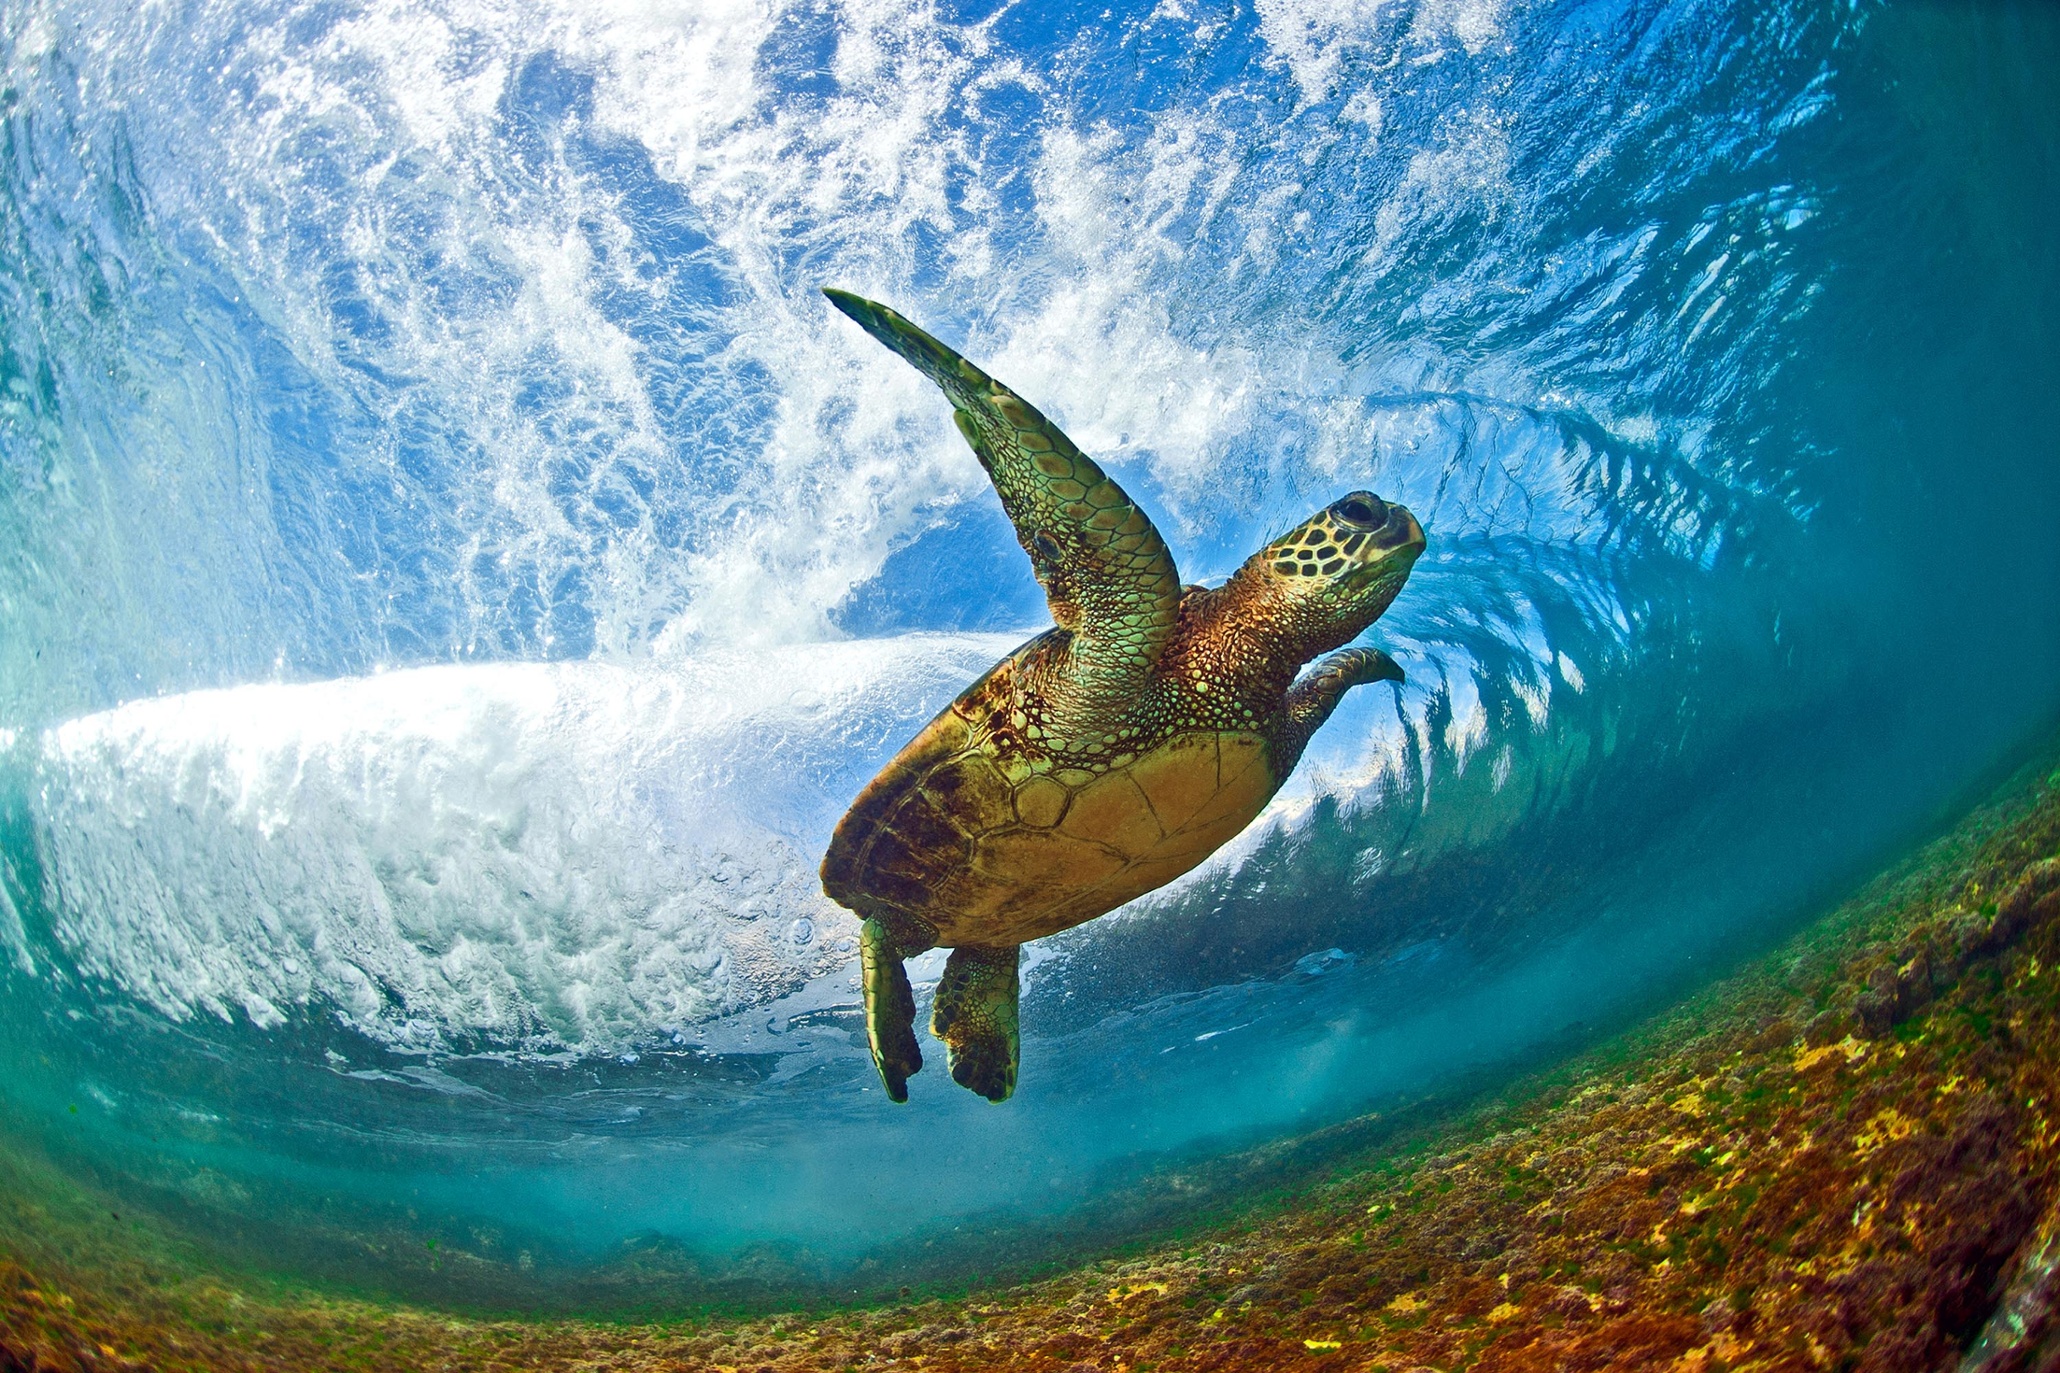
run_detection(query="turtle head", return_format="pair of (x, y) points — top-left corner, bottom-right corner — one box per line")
(1234, 491), (1425, 664)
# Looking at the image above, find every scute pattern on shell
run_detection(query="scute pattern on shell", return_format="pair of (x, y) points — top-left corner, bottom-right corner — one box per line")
(820, 628), (1282, 948)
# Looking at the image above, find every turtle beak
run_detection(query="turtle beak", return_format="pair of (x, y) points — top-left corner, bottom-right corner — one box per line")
(1380, 504), (1426, 557)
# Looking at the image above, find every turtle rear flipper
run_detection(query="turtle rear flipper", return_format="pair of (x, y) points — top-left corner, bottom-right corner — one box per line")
(932, 944), (1021, 1102)
(860, 918), (922, 1101)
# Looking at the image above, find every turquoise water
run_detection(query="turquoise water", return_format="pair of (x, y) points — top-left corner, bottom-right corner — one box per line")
(1, 0), (2056, 1306)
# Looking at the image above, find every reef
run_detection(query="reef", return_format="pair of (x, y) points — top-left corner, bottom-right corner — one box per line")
(6, 742), (2060, 1372)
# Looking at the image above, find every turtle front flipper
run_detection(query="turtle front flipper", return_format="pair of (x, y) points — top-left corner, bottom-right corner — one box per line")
(860, 918), (923, 1102)
(931, 944), (1021, 1103)
(1279, 647), (1405, 769)
(822, 290), (1181, 720)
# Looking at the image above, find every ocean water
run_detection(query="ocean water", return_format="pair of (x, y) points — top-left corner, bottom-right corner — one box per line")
(0, 0), (2055, 1305)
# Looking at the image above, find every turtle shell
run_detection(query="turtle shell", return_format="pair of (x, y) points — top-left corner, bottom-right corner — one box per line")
(821, 651), (1282, 948)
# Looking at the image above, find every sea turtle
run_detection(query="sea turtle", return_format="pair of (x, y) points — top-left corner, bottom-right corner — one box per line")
(819, 290), (1426, 1103)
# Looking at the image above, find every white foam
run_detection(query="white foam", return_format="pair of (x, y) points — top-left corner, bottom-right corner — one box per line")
(17, 0), (1705, 699)
(0, 868), (29, 976)
(25, 619), (1605, 1054)
(1255, 0), (1508, 105)
(1370, 109), (1515, 269)
(1255, 0), (1392, 104)
(29, 638), (1010, 1055)
(102, 0), (1525, 661)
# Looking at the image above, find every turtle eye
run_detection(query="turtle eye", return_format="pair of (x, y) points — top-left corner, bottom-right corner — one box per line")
(1331, 494), (1387, 530)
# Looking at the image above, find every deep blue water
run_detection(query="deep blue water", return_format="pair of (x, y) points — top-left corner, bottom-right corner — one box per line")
(0, 0), (2055, 1305)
